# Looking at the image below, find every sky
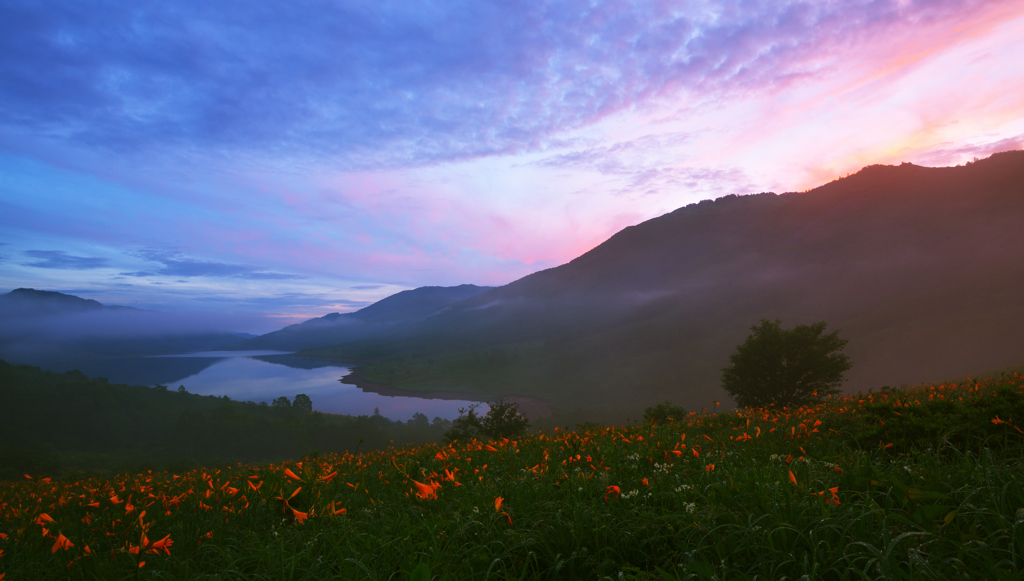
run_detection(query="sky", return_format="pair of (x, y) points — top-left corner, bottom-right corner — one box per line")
(2, 0), (1023, 334)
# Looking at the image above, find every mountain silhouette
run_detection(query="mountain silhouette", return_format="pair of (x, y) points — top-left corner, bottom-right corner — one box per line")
(307, 151), (1024, 417)
(238, 284), (493, 351)
(0, 288), (138, 317)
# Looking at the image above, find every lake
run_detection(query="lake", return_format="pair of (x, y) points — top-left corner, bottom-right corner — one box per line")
(63, 351), (489, 422)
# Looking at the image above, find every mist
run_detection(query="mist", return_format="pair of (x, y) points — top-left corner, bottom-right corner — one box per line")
(0, 289), (259, 365)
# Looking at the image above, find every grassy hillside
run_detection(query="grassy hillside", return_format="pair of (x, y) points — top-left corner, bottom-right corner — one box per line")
(3, 370), (1024, 579)
(0, 360), (454, 479)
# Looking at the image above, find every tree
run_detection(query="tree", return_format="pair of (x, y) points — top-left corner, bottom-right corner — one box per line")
(721, 319), (852, 408)
(292, 393), (313, 413)
(443, 399), (530, 443)
(408, 412), (429, 428)
(271, 396), (291, 409)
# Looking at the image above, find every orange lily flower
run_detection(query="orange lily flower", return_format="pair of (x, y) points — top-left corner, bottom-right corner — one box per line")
(148, 535), (173, 555)
(290, 506), (309, 524)
(412, 480), (437, 500)
(706, 464), (715, 472)
(284, 468), (303, 482)
(51, 531), (74, 553)
(788, 471), (798, 485)
(35, 513), (55, 525)
(494, 496), (504, 511)
(642, 478), (650, 486)
(992, 416), (1006, 425)
(604, 486), (620, 502)
(485, 445), (499, 452)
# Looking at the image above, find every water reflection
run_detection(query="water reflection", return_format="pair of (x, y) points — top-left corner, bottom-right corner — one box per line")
(161, 353), (487, 421)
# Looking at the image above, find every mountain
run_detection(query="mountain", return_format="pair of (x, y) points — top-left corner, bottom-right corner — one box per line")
(308, 151), (1024, 418)
(0, 289), (246, 369)
(238, 284), (493, 351)
(0, 287), (138, 317)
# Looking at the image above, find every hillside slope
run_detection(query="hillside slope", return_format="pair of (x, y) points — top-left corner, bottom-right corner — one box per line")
(239, 284), (492, 351)
(310, 151), (1024, 417)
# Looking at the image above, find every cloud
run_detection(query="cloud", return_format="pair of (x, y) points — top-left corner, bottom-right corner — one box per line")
(913, 133), (1024, 167)
(531, 132), (756, 197)
(0, 0), (995, 170)
(350, 285), (384, 290)
(123, 249), (305, 280)
(21, 250), (108, 270)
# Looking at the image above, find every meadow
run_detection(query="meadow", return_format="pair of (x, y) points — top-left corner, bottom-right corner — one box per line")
(2, 374), (1024, 580)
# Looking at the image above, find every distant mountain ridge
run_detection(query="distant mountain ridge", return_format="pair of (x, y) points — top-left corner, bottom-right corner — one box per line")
(308, 150), (1024, 417)
(239, 284), (493, 351)
(0, 288), (139, 317)
(0, 289), (246, 370)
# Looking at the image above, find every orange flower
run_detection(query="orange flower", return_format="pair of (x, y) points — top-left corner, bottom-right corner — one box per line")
(284, 468), (303, 482)
(319, 471), (338, 483)
(494, 496), (505, 511)
(412, 480), (437, 500)
(51, 532), (74, 553)
(788, 471), (798, 485)
(35, 513), (55, 525)
(604, 486), (620, 502)
(642, 478), (650, 486)
(148, 535), (173, 555)
(290, 507), (309, 524)
(692, 448), (700, 458)
(327, 501), (347, 516)
(485, 445), (499, 452)
(992, 416), (1006, 425)
(705, 464), (715, 473)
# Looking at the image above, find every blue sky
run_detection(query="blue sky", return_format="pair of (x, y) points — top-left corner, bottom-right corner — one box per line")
(2, 0), (1023, 333)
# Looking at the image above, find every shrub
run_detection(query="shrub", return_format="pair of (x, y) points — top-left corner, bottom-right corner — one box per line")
(643, 400), (688, 425)
(444, 399), (530, 443)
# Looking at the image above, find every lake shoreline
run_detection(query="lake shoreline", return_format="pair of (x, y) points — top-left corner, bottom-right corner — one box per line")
(335, 364), (552, 419)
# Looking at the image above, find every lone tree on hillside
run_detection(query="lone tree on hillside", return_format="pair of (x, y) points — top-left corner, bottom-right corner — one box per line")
(722, 319), (852, 408)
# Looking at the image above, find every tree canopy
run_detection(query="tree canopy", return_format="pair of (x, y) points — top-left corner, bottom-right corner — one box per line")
(721, 319), (852, 408)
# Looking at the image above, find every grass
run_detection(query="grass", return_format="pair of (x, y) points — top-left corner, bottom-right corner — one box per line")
(3, 374), (1024, 580)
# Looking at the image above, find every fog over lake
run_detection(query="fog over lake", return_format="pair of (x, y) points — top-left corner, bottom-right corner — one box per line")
(83, 351), (487, 421)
